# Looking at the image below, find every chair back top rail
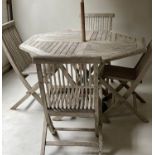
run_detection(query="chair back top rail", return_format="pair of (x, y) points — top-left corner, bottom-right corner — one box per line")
(85, 13), (115, 17)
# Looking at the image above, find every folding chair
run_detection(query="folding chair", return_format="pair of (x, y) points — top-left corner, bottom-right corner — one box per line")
(85, 13), (115, 84)
(85, 13), (115, 31)
(100, 41), (152, 122)
(34, 56), (103, 155)
(2, 20), (42, 110)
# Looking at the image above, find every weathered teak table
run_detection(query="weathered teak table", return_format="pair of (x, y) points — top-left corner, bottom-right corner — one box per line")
(20, 30), (147, 122)
(20, 30), (146, 61)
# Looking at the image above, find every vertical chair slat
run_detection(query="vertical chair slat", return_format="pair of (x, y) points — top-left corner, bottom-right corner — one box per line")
(71, 64), (76, 109)
(53, 65), (58, 109)
(85, 13), (115, 31)
(48, 65), (55, 109)
(43, 64), (51, 108)
(79, 64), (84, 110)
(56, 67), (62, 109)
(65, 64), (70, 110)
(85, 64), (88, 109)
(61, 65), (66, 109)
(75, 64), (80, 110)
(67, 64), (73, 110)
(88, 64), (91, 110)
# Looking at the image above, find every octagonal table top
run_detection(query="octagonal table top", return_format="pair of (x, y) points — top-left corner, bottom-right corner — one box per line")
(20, 30), (146, 61)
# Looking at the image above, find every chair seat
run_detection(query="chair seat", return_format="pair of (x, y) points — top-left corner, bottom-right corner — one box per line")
(22, 64), (37, 75)
(49, 87), (95, 111)
(102, 65), (137, 81)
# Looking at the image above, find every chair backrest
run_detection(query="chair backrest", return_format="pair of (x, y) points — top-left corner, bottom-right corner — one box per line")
(34, 56), (101, 111)
(85, 13), (115, 31)
(2, 20), (31, 72)
(135, 41), (152, 75)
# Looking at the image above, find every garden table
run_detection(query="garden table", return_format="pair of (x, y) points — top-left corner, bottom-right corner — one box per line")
(19, 30), (147, 121)
(20, 30), (146, 61)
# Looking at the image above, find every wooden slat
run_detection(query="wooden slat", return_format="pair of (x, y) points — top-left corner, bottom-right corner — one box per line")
(46, 42), (59, 53)
(46, 140), (98, 147)
(48, 109), (94, 117)
(55, 127), (95, 132)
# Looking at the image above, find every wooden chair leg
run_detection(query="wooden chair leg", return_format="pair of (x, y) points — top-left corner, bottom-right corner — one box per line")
(133, 93), (137, 111)
(98, 124), (103, 155)
(106, 61), (114, 83)
(98, 111), (103, 155)
(102, 113), (111, 123)
(134, 92), (146, 104)
(11, 92), (41, 110)
(40, 120), (47, 155)
(95, 115), (99, 137)
(122, 82), (146, 104)
(125, 101), (149, 123)
(102, 83), (124, 102)
(44, 113), (57, 135)
(101, 79), (149, 123)
(10, 93), (31, 110)
(31, 92), (42, 106)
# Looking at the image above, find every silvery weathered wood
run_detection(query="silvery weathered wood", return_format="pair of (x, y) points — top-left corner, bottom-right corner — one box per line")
(34, 56), (103, 155)
(19, 29), (147, 123)
(19, 30), (146, 62)
(85, 13), (115, 31)
(2, 20), (42, 109)
(19, 30), (146, 121)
